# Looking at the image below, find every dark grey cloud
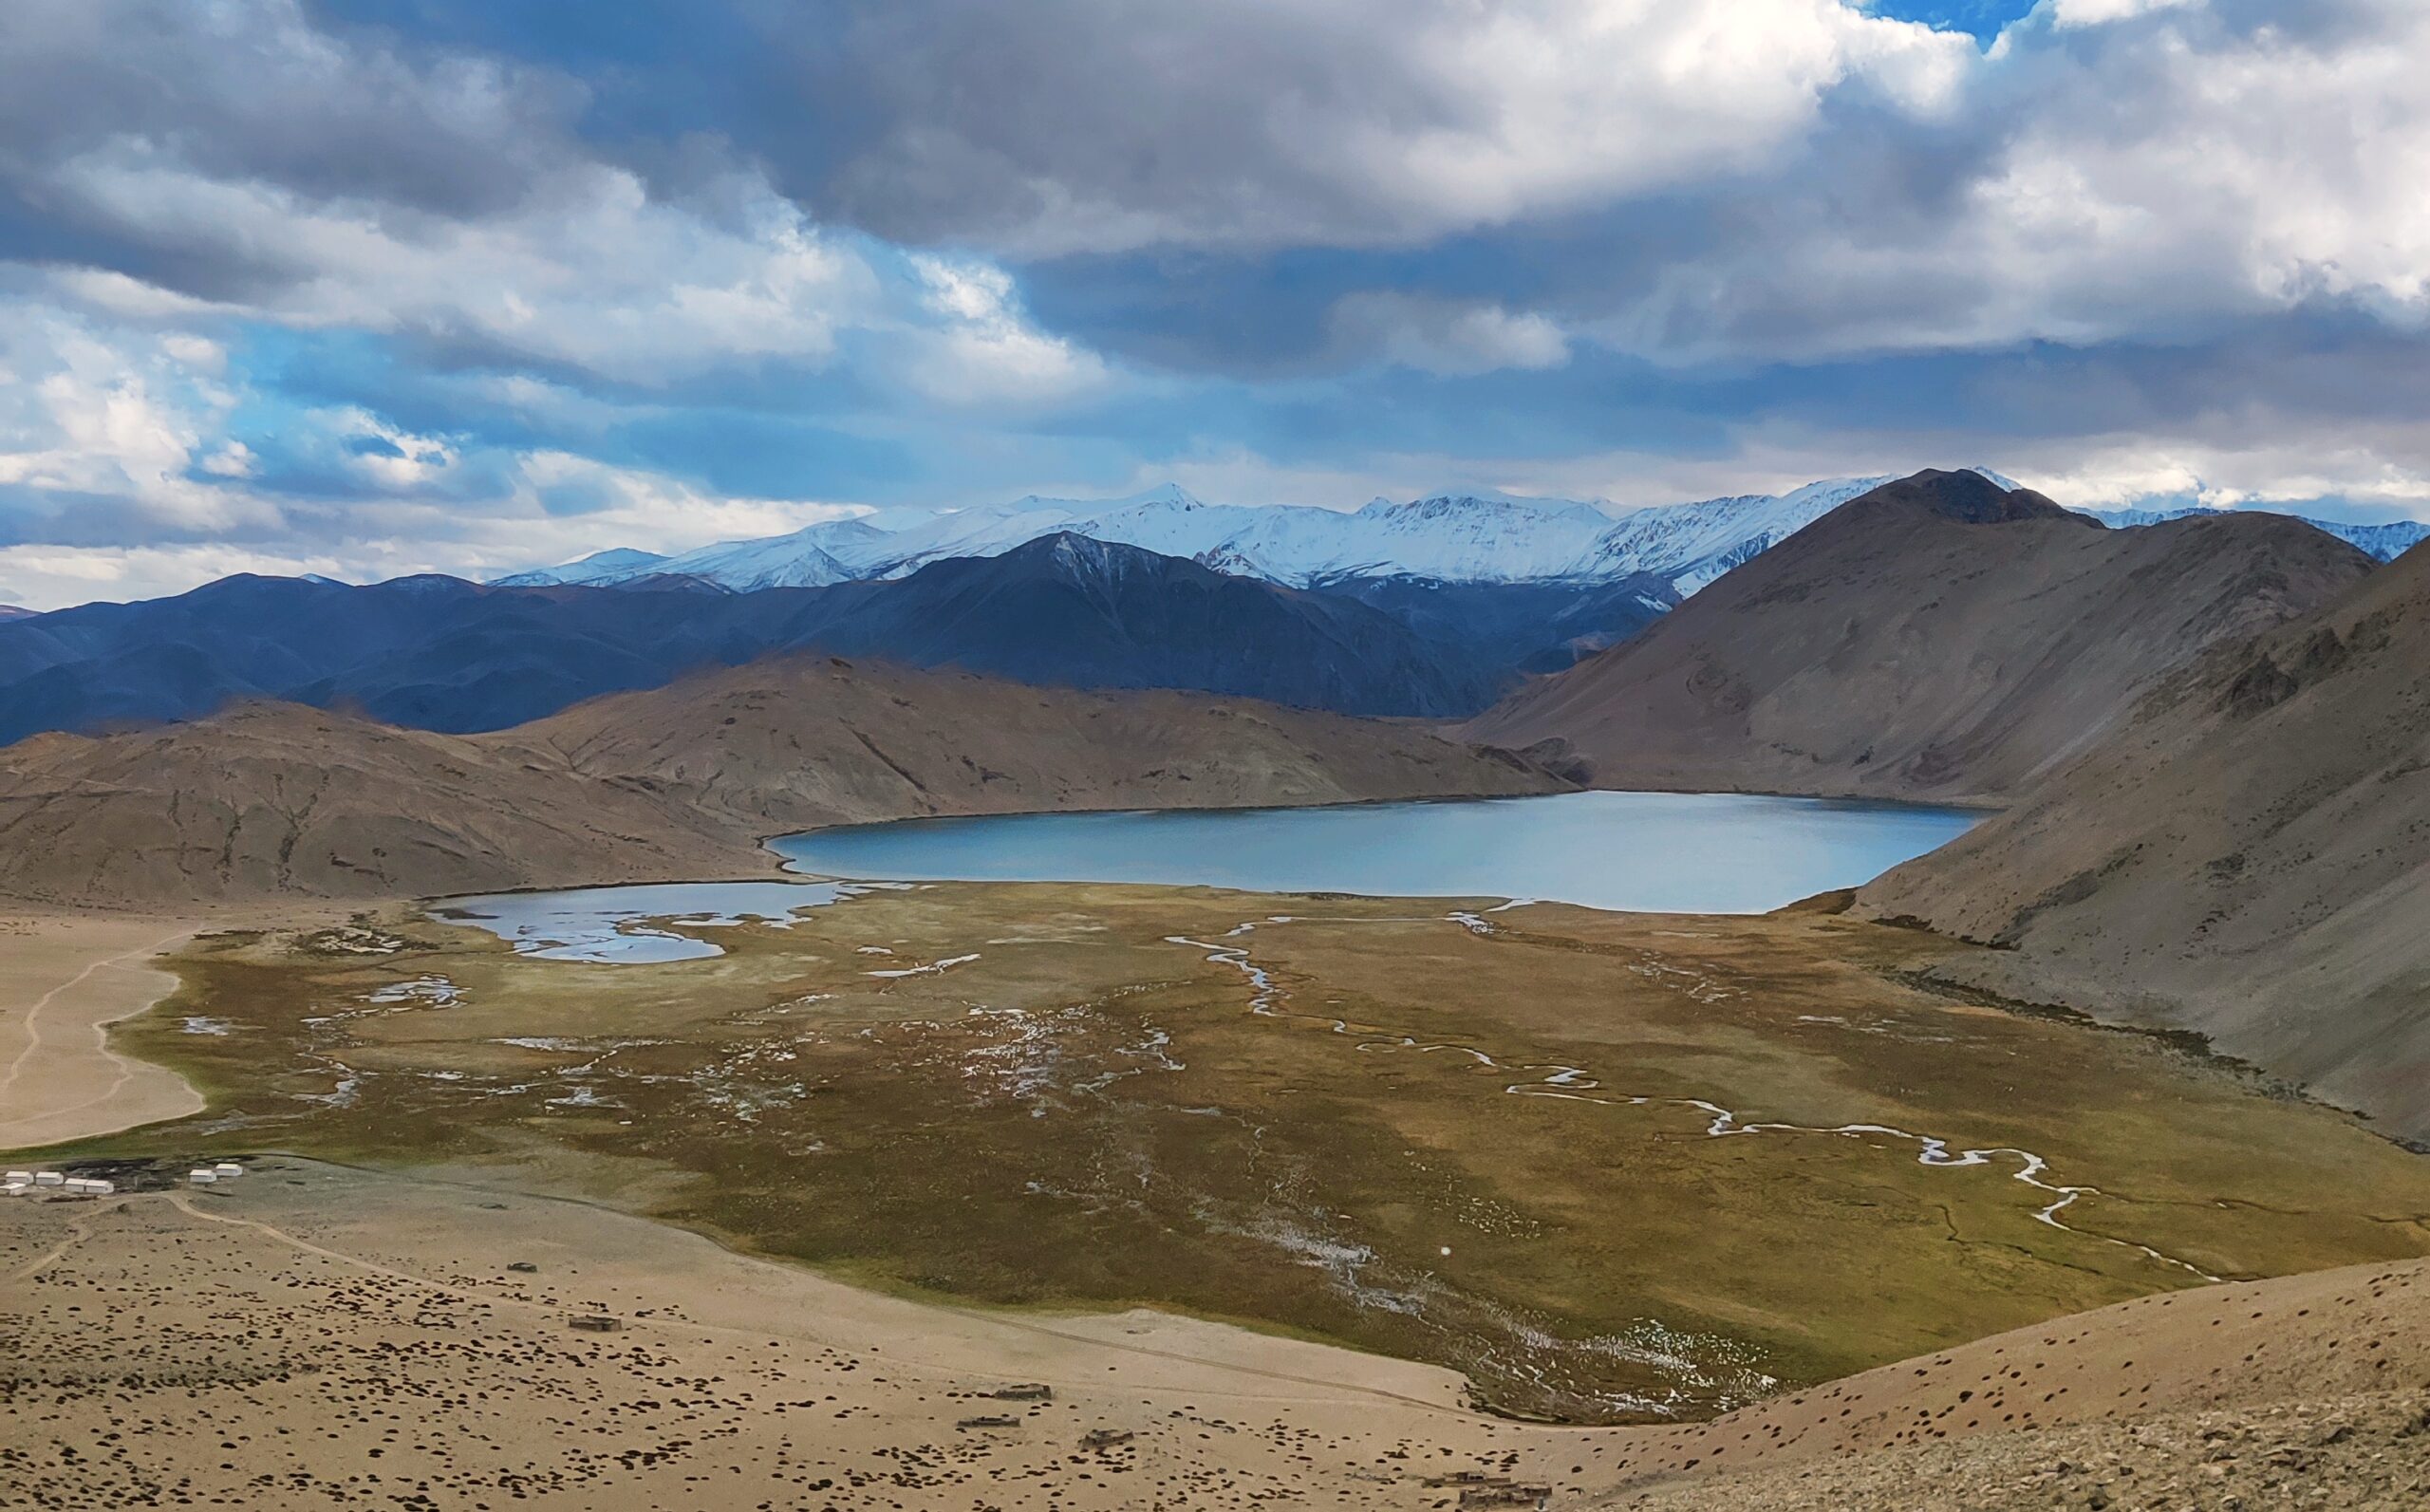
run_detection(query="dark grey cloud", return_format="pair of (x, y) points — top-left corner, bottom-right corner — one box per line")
(9, 0), (2419, 376)
(703, 0), (1977, 256)
(0, 0), (581, 211)
(631, 0), (2425, 372)
(0, 0), (589, 302)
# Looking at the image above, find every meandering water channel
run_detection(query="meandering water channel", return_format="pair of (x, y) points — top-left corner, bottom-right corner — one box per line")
(1170, 913), (2219, 1283)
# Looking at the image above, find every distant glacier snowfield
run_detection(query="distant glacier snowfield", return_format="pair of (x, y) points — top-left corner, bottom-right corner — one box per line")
(500, 471), (2426, 602)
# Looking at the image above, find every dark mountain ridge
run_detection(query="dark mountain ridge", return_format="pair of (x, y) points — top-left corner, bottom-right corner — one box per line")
(1312, 570), (1679, 675)
(779, 532), (1505, 715)
(0, 536), (1522, 742)
(1849, 467), (2087, 526)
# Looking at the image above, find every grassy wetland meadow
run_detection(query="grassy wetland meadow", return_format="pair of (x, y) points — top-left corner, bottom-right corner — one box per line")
(65, 874), (2430, 1425)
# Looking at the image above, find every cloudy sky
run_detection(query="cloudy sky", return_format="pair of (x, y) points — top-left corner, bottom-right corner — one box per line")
(2, 0), (2425, 607)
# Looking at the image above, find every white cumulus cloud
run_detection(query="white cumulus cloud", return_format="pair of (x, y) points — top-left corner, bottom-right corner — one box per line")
(1328, 293), (1571, 376)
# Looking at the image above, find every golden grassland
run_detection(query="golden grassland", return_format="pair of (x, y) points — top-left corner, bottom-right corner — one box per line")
(49, 881), (2430, 1423)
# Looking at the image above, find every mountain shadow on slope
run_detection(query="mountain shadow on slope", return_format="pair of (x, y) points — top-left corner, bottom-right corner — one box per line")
(1313, 571), (1679, 675)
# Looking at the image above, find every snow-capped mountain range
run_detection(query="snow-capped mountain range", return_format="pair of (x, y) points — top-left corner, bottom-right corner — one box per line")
(1568, 477), (1897, 593)
(498, 476), (1902, 596)
(496, 472), (2427, 600)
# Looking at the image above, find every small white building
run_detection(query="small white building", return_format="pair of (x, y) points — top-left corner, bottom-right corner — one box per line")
(188, 1169), (218, 1185)
(32, 1171), (64, 1186)
(212, 1162), (243, 1178)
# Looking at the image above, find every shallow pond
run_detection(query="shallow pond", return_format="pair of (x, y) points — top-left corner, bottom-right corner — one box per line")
(436, 880), (869, 962)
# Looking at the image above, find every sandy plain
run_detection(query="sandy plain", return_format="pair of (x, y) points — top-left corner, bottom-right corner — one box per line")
(3, 1156), (1598, 1509)
(0, 912), (210, 1150)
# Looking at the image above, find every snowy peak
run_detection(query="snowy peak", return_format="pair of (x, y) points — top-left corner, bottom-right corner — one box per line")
(494, 547), (670, 588)
(493, 477), (1883, 596)
(1355, 488), (1597, 521)
(1116, 481), (1204, 509)
(493, 467), (2187, 601)
(1000, 481), (1201, 517)
(1581, 476), (1892, 592)
(646, 526), (858, 591)
(1315, 492), (1615, 582)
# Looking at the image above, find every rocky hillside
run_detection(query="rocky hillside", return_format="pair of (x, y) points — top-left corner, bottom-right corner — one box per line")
(503, 653), (1558, 833)
(1592, 1256), (2430, 1509)
(0, 703), (750, 905)
(1856, 540), (2430, 1142)
(1464, 471), (2374, 802)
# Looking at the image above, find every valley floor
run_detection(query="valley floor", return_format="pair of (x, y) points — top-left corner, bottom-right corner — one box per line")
(4, 887), (2428, 1507)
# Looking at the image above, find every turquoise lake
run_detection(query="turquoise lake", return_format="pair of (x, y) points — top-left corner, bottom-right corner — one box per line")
(771, 791), (1978, 915)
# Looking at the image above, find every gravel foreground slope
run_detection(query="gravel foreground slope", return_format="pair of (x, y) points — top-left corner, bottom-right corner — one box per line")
(1594, 1256), (2430, 1509)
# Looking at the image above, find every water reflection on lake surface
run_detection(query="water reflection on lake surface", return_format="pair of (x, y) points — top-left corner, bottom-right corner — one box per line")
(773, 791), (1979, 915)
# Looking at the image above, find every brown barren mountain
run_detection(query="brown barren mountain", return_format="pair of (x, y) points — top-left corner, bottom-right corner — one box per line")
(499, 654), (1557, 832)
(0, 657), (1561, 906)
(0, 703), (751, 905)
(1464, 470), (2374, 802)
(1857, 540), (2430, 1143)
